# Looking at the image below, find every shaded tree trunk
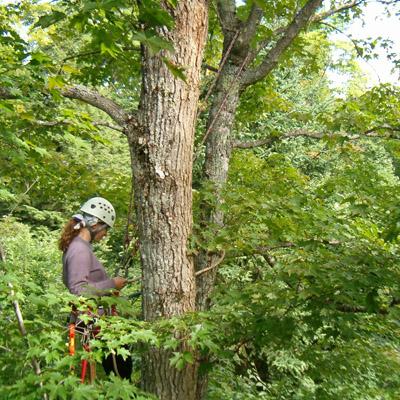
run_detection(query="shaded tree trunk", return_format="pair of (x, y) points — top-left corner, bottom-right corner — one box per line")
(195, 0), (324, 312)
(126, 1), (208, 399)
(194, 61), (242, 400)
(194, 3), (322, 396)
(195, 62), (242, 311)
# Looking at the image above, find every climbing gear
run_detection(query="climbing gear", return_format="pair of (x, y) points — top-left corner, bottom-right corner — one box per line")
(67, 303), (122, 383)
(80, 197), (116, 228)
(72, 213), (107, 241)
(68, 323), (75, 357)
(80, 321), (99, 383)
(67, 312), (99, 384)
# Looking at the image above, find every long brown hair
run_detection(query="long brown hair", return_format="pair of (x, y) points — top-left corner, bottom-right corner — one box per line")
(59, 219), (82, 252)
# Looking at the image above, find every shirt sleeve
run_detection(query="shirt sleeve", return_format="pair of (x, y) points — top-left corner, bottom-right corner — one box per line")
(66, 246), (115, 296)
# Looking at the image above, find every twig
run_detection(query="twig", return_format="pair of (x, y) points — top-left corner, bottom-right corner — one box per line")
(8, 177), (40, 217)
(111, 352), (121, 378)
(263, 253), (276, 267)
(1, 250), (47, 400)
(319, 21), (364, 58)
(0, 242), (5, 262)
(195, 250), (226, 277)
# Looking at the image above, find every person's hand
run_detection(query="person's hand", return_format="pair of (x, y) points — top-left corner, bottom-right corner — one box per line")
(113, 277), (127, 290)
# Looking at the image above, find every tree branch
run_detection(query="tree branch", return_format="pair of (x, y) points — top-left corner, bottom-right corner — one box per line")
(61, 46), (140, 63)
(312, 0), (365, 23)
(62, 85), (130, 126)
(319, 21), (364, 57)
(232, 127), (400, 150)
(93, 121), (125, 132)
(203, 63), (219, 73)
(253, 0), (366, 60)
(0, 242), (5, 262)
(263, 252), (276, 267)
(241, 0), (323, 88)
(232, 129), (325, 149)
(364, 126), (400, 134)
(195, 250), (226, 277)
(239, 3), (264, 47)
(226, 239), (341, 259)
(335, 297), (400, 315)
(1, 248), (47, 400)
(215, 0), (239, 33)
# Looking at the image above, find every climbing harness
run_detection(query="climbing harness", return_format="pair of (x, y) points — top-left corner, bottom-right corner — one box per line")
(67, 302), (126, 383)
(67, 309), (99, 383)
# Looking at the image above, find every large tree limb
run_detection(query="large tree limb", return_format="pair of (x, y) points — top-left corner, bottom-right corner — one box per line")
(62, 85), (130, 126)
(232, 127), (400, 149)
(253, 0), (366, 63)
(232, 129), (325, 149)
(239, 3), (264, 48)
(215, 0), (239, 33)
(1, 84), (130, 130)
(241, 0), (323, 88)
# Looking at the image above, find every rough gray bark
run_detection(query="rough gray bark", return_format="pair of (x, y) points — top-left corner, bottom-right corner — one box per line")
(126, 1), (208, 398)
(131, 0), (207, 323)
(195, 62), (242, 311)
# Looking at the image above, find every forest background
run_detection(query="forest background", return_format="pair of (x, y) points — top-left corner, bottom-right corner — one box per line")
(1, 0), (400, 399)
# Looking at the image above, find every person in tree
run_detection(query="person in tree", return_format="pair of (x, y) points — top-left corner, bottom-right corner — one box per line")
(59, 197), (126, 295)
(59, 197), (132, 379)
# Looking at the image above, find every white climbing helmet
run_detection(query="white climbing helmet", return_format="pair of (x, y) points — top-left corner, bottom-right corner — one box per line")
(80, 197), (116, 228)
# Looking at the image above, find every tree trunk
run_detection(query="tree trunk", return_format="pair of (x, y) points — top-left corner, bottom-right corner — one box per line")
(195, 62), (242, 311)
(194, 61), (243, 400)
(127, 1), (208, 399)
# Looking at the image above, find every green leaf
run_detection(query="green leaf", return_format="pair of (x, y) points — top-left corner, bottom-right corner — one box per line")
(34, 11), (67, 29)
(47, 76), (66, 89)
(139, 2), (174, 29)
(132, 32), (174, 55)
(162, 57), (187, 82)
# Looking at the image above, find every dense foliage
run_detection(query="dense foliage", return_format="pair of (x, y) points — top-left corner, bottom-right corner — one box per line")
(1, 0), (400, 399)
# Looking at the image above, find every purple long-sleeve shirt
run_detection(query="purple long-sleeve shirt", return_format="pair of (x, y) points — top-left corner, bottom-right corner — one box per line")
(62, 236), (115, 296)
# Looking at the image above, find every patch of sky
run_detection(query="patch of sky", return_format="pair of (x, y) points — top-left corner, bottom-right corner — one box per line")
(328, 1), (400, 90)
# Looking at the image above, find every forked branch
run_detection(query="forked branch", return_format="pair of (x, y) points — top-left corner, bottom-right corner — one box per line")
(241, 0), (323, 88)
